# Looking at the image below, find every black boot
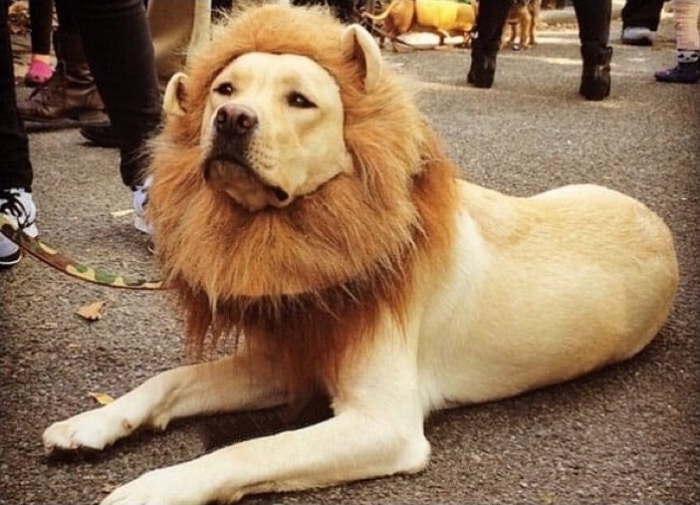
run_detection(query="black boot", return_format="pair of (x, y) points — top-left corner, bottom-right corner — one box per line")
(579, 45), (613, 101)
(467, 42), (498, 89)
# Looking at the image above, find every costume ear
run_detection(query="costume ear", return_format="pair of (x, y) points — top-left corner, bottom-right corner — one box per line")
(340, 24), (382, 93)
(163, 72), (189, 116)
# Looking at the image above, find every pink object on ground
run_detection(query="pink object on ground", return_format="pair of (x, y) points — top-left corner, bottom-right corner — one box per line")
(24, 59), (54, 87)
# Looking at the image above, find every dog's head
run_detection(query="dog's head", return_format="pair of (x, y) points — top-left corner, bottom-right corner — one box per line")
(147, 5), (458, 385)
(149, 4), (455, 303)
(180, 51), (351, 212)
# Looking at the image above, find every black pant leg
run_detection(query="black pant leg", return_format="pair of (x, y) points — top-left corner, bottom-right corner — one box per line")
(573, 0), (612, 47)
(473, 0), (514, 52)
(54, 0), (79, 32)
(28, 0), (54, 55)
(0, 0), (33, 190)
(621, 0), (665, 30)
(72, 0), (161, 188)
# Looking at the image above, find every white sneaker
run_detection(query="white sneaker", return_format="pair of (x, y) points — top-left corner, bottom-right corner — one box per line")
(621, 27), (656, 46)
(0, 188), (39, 267)
(132, 176), (152, 235)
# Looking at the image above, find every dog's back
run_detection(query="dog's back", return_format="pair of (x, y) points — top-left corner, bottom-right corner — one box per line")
(414, 180), (678, 407)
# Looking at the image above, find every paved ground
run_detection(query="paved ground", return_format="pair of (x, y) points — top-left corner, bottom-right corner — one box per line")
(2, 6), (699, 505)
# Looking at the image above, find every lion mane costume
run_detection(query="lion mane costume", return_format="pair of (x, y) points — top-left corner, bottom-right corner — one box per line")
(148, 5), (459, 393)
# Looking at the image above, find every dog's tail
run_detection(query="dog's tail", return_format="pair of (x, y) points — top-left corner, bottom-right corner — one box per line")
(361, 0), (404, 21)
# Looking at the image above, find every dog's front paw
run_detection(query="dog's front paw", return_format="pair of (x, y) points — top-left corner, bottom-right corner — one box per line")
(101, 464), (232, 505)
(43, 408), (131, 451)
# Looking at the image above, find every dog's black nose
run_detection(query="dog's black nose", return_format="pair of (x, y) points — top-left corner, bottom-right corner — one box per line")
(215, 104), (258, 135)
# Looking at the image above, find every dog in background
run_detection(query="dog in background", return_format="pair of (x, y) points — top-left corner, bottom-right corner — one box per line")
(502, 0), (541, 50)
(363, 0), (478, 50)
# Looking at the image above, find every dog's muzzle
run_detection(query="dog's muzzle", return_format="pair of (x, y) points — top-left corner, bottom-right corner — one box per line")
(215, 103), (258, 137)
(203, 104), (291, 211)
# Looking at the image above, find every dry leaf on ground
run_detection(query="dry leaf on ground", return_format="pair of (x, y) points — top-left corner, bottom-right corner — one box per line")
(101, 483), (117, 494)
(110, 209), (134, 218)
(88, 392), (115, 405)
(76, 299), (108, 321)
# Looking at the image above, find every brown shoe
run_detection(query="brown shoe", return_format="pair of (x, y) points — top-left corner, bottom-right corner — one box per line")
(18, 30), (105, 123)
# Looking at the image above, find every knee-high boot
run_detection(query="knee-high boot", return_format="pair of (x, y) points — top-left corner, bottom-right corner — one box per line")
(467, 39), (499, 88)
(466, 0), (512, 89)
(579, 44), (613, 101)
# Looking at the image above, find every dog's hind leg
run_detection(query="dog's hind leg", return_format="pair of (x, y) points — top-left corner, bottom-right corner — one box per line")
(519, 13), (532, 48)
(43, 348), (288, 452)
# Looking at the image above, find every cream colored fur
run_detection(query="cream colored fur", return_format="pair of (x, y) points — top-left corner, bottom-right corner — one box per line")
(43, 14), (678, 505)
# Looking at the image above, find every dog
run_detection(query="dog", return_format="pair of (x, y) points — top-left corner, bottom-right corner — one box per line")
(503, 0), (541, 50)
(363, 0), (477, 50)
(42, 5), (678, 505)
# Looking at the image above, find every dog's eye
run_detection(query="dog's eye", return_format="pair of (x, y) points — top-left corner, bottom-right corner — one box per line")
(287, 92), (315, 109)
(214, 82), (234, 96)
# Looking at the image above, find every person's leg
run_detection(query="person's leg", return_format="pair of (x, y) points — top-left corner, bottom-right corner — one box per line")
(18, 0), (104, 122)
(29, 0), (53, 54)
(79, 0), (211, 150)
(621, 0), (665, 45)
(72, 0), (161, 190)
(655, 0), (700, 83)
(1, 0), (33, 191)
(26, 0), (55, 86)
(673, 0), (700, 50)
(621, 0), (665, 30)
(1, 0), (39, 266)
(573, 0), (613, 100)
(72, 0), (161, 234)
(467, 0), (513, 88)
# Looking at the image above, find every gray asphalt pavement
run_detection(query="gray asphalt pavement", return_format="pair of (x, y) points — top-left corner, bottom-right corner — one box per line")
(2, 8), (699, 505)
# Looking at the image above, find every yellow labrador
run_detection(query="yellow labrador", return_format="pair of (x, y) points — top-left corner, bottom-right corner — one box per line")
(42, 6), (678, 505)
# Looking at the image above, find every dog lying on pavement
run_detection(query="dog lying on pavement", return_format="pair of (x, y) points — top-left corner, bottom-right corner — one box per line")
(42, 5), (678, 505)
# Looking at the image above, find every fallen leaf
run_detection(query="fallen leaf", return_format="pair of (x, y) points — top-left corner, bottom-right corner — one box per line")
(101, 482), (117, 494)
(76, 300), (108, 321)
(110, 208), (134, 218)
(88, 392), (115, 405)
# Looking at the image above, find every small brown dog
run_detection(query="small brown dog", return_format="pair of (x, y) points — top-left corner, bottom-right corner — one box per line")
(503, 0), (541, 50)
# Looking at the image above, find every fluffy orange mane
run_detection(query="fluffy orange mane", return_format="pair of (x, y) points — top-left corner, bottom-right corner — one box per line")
(147, 4), (460, 392)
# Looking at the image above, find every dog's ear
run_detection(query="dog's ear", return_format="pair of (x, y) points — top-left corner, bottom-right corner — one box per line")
(340, 24), (382, 93)
(163, 72), (189, 117)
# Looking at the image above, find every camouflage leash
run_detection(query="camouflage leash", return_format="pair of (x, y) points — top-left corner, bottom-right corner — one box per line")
(0, 214), (163, 290)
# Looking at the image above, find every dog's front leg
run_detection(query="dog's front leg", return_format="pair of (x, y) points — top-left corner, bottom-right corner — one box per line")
(101, 334), (430, 505)
(43, 348), (288, 452)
